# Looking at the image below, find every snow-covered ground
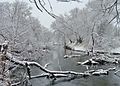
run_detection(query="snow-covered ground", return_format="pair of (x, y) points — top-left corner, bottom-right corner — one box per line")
(111, 47), (120, 53)
(67, 42), (87, 51)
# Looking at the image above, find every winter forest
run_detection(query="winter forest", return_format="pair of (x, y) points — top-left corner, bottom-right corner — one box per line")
(1, 0), (120, 86)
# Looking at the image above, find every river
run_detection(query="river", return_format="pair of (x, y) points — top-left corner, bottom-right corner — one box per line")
(31, 46), (120, 86)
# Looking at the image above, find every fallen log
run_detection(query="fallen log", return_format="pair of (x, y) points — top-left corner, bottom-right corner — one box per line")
(77, 54), (120, 70)
(64, 45), (86, 53)
(65, 45), (120, 55)
(3, 52), (120, 86)
(0, 41), (119, 86)
(64, 54), (87, 59)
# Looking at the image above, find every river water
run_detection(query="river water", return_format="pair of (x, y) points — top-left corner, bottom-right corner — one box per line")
(31, 46), (120, 86)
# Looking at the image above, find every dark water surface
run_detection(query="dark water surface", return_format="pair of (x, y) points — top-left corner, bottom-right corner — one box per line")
(31, 46), (120, 86)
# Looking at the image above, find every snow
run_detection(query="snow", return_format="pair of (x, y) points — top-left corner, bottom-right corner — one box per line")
(111, 47), (120, 53)
(74, 45), (87, 51)
(67, 42), (87, 51)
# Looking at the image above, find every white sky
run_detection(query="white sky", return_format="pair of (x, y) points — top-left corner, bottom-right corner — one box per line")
(0, 0), (89, 28)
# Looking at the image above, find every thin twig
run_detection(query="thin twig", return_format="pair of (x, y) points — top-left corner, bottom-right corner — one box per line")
(38, 0), (56, 18)
(47, 0), (53, 11)
(33, 0), (43, 12)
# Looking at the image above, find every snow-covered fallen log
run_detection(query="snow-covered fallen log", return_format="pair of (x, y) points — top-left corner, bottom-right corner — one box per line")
(65, 45), (86, 53)
(77, 55), (120, 68)
(0, 41), (120, 85)
(2, 51), (120, 86)
(65, 44), (120, 55)
(29, 73), (68, 79)
(5, 52), (117, 77)
(5, 52), (117, 79)
(64, 54), (87, 59)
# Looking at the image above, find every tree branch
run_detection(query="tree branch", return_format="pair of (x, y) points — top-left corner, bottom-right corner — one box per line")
(0, 41), (119, 85)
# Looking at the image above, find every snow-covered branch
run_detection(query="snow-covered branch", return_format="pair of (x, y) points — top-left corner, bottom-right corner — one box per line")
(5, 52), (117, 80)
(0, 41), (119, 86)
(65, 43), (120, 55)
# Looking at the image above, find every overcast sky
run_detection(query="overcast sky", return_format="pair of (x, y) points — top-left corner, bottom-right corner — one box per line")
(0, 0), (89, 28)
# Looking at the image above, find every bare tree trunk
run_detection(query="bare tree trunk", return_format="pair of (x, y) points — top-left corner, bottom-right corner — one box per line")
(0, 54), (11, 86)
(91, 22), (96, 56)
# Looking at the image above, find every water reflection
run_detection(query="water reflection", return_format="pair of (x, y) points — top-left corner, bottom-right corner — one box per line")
(31, 46), (120, 86)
